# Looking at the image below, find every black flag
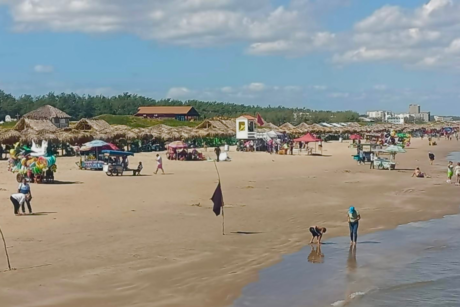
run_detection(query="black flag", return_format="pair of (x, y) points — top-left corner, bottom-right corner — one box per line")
(211, 182), (224, 216)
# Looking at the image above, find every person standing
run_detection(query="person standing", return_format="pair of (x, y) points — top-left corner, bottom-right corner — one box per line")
(455, 163), (460, 185)
(348, 207), (361, 246)
(214, 146), (221, 162)
(369, 152), (375, 169)
(10, 193), (27, 216)
(18, 178), (33, 214)
(154, 154), (164, 175)
(289, 142), (294, 155)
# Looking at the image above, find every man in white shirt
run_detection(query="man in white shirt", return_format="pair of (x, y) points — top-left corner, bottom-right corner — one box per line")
(10, 193), (26, 215)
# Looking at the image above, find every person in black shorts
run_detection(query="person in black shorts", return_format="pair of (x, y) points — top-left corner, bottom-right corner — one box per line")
(309, 226), (327, 244)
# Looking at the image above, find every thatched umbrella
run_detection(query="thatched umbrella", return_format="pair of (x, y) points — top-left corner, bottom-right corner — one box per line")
(0, 129), (21, 145)
(20, 129), (39, 143)
(280, 123), (296, 131)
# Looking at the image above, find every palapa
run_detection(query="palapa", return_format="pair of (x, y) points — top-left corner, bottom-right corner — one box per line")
(74, 118), (111, 131)
(23, 105), (71, 120)
(0, 129), (21, 145)
(14, 118), (58, 132)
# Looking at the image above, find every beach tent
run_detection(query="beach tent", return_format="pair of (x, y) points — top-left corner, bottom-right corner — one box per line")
(294, 133), (320, 143)
(267, 131), (283, 139)
(384, 145), (406, 154)
(167, 141), (188, 149)
(350, 134), (362, 140)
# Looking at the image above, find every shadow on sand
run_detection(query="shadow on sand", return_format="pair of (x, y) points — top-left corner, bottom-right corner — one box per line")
(231, 231), (263, 235)
(49, 181), (83, 185)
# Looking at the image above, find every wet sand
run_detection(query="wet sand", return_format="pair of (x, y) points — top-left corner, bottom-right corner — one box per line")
(0, 138), (458, 307)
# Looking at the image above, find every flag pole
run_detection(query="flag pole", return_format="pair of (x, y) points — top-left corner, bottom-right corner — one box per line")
(0, 223), (12, 270)
(213, 161), (225, 235)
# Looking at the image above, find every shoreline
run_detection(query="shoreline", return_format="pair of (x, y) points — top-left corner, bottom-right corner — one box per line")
(0, 138), (459, 307)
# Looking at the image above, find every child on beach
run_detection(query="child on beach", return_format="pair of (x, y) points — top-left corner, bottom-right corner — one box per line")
(447, 161), (454, 183)
(428, 152), (435, 165)
(309, 226), (327, 244)
(154, 154), (164, 175)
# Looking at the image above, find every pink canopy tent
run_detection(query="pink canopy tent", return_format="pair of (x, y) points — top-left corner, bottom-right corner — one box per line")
(350, 134), (362, 140)
(167, 141), (188, 149)
(294, 133), (320, 143)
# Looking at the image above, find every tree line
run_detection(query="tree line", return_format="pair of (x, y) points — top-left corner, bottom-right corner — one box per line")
(0, 90), (360, 125)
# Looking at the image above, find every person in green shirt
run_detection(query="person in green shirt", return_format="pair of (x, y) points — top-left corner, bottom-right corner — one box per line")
(348, 207), (361, 246)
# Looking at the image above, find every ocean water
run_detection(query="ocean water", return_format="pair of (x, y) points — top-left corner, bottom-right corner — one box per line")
(233, 213), (460, 307)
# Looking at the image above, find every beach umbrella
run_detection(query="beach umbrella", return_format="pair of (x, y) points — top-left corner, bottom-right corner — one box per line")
(384, 145), (406, 154)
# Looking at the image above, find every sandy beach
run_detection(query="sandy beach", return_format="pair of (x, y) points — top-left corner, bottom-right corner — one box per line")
(0, 138), (459, 307)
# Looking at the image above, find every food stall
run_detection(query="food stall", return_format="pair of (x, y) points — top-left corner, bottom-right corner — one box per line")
(102, 150), (134, 176)
(77, 140), (119, 170)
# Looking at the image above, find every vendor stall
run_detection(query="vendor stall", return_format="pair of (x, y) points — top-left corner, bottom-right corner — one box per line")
(8, 141), (58, 183)
(102, 150), (134, 176)
(77, 140), (119, 170)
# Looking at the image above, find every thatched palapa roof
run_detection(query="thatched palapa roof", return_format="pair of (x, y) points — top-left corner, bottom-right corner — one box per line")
(23, 105), (71, 120)
(0, 129), (21, 144)
(74, 118), (111, 131)
(14, 118), (58, 132)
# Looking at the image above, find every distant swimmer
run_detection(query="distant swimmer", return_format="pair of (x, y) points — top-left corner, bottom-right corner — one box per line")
(309, 226), (327, 244)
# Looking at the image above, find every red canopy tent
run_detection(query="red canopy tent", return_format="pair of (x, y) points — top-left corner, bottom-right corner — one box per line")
(350, 134), (362, 140)
(294, 133), (320, 143)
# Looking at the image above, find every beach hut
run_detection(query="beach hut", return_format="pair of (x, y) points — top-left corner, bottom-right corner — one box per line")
(74, 118), (111, 131)
(14, 118), (58, 132)
(23, 105), (71, 128)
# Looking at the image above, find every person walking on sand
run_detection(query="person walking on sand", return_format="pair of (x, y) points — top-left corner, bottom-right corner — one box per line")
(154, 154), (164, 175)
(370, 152), (375, 169)
(10, 193), (28, 216)
(309, 226), (327, 244)
(214, 146), (221, 162)
(18, 177), (33, 214)
(428, 152), (435, 165)
(348, 207), (360, 246)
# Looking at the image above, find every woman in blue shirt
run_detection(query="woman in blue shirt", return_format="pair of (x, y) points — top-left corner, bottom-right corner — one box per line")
(18, 178), (33, 214)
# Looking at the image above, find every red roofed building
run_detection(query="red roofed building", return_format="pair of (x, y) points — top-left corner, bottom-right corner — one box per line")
(135, 106), (200, 121)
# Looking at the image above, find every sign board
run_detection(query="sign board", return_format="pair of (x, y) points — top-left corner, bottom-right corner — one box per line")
(81, 160), (104, 170)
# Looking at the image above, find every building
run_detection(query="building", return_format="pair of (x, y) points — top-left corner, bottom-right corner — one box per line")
(23, 105), (71, 128)
(434, 116), (453, 122)
(366, 110), (394, 121)
(135, 106), (200, 121)
(418, 112), (431, 122)
(409, 104), (421, 114)
(387, 117), (404, 125)
(236, 115), (256, 139)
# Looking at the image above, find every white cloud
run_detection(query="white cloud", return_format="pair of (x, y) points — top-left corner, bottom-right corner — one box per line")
(373, 84), (387, 91)
(312, 85), (327, 91)
(246, 82), (266, 91)
(221, 86), (233, 93)
(166, 87), (191, 99)
(0, 0), (337, 55)
(328, 92), (349, 98)
(335, 0), (460, 69)
(34, 64), (54, 73)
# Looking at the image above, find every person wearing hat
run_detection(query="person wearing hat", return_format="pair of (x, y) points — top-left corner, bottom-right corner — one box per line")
(348, 207), (361, 246)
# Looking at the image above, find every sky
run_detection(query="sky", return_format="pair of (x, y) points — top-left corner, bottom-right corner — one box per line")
(1, 0), (460, 115)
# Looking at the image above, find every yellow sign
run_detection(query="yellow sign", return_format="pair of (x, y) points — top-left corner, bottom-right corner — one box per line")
(238, 121), (246, 131)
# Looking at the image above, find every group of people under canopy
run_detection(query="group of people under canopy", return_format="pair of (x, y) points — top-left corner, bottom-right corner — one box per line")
(166, 141), (204, 161)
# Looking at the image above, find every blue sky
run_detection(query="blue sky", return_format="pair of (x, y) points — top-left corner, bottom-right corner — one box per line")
(0, 0), (459, 115)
